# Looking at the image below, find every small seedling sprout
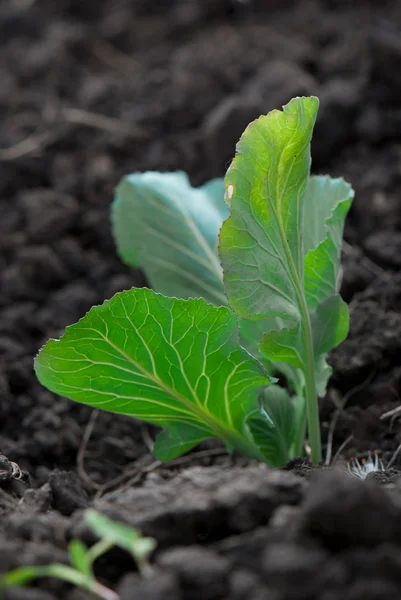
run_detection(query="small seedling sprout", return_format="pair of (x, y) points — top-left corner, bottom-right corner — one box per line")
(0, 510), (156, 599)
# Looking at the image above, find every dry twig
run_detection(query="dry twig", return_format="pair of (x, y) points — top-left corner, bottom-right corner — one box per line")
(0, 130), (57, 161)
(332, 434), (354, 465)
(325, 370), (377, 466)
(62, 107), (146, 137)
(77, 410), (101, 491)
(94, 447), (228, 499)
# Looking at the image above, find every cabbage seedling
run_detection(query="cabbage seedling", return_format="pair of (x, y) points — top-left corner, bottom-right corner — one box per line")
(35, 97), (354, 466)
(0, 510), (156, 598)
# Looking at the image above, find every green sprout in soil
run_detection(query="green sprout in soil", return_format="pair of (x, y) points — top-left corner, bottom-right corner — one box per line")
(34, 96), (354, 467)
(0, 510), (156, 599)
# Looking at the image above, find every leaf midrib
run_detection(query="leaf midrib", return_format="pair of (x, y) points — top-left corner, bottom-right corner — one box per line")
(86, 323), (247, 445)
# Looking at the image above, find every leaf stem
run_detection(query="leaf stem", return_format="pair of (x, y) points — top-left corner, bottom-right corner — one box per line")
(291, 396), (307, 459)
(299, 306), (322, 464)
(87, 539), (115, 569)
(276, 219), (322, 464)
(223, 426), (268, 463)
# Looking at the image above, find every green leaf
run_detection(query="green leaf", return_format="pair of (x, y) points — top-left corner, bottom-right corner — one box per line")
(259, 325), (303, 369)
(246, 386), (299, 467)
(303, 175), (354, 310)
(311, 295), (349, 358)
(112, 170), (281, 377)
(68, 541), (91, 576)
(220, 97), (320, 323)
(153, 422), (212, 461)
(1, 566), (47, 588)
(35, 288), (270, 460)
(0, 565), (94, 594)
(259, 295), (349, 396)
(85, 510), (157, 564)
(34, 565), (96, 593)
(112, 172), (229, 306)
(219, 96), (354, 464)
(86, 510), (137, 547)
(310, 294), (349, 395)
(220, 97), (353, 387)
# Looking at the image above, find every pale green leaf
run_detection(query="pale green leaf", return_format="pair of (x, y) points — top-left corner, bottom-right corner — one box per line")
(153, 422), (212, 461)
(314, 355), (333, 398)
(303, 175), (353, 256)
(259, 325), (303, 369)
(311, 295), (349, 357)
(246, 386), (299, 467)
(310, 294), (349, 395)
(112, 171), (283, 378)
(259, 295), (349, 396)
(85, 510), (156, 560)
(35, 288), (270, 460)
(112, 172), (228, 306)
(303, 176), (354, 310)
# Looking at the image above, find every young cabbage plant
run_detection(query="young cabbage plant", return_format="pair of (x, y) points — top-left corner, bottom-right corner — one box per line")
(0, 510), (156, 599)
(35, 97), (354, 466)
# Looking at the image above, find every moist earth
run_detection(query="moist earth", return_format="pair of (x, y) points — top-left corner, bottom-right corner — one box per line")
(1, 1), (401, 599)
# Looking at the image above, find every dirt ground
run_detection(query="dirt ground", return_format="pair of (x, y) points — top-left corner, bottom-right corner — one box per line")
(2, 0), (401, 598)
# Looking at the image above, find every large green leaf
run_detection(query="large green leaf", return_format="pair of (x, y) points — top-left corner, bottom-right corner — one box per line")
(220, 97), (319, 322)
(219, 97), (353, 377)
(112, 172), (229, 307)
(35, 288), (270, 461)
(219, 97), (354, 463)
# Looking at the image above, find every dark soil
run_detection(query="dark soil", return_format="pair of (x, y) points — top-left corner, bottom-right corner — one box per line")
(1, 0), (401, 598)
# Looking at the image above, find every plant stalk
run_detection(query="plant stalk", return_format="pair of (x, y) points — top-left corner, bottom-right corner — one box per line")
(277, 218), (322, 465)
(301, 316), (322, 464)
